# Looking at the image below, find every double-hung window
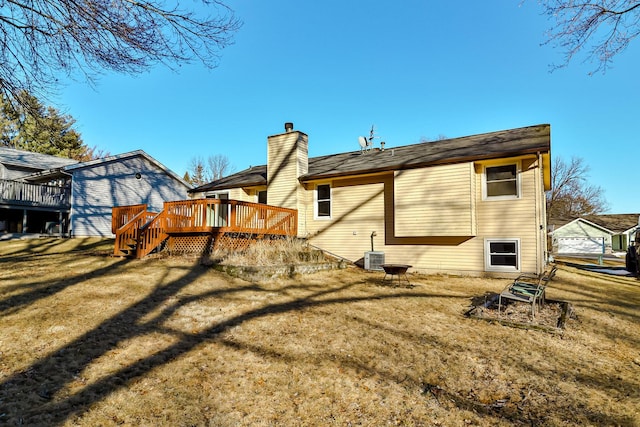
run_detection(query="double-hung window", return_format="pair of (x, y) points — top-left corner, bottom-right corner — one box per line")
(484, 164), (519, 199)
(485, 239), (520, 272)
(315, 184), (331, 219)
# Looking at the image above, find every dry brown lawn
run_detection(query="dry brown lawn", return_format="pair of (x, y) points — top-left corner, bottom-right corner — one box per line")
(1, 238), (639, 426)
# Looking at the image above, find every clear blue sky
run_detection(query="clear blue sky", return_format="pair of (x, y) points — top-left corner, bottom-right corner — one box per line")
(56, 0), (638, 214)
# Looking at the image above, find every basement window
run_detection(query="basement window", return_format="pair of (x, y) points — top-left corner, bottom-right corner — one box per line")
(485, 239), (520, 272)
(484, 164), (519, 199)
(315, 184), (332, 219)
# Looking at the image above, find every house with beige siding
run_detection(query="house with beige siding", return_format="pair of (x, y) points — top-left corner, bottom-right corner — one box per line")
(190, 123), (552, 276)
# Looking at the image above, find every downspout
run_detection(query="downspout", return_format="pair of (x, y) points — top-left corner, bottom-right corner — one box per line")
(537, 152), (545, 273)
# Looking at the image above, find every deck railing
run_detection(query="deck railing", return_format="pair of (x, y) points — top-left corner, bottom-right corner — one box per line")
(113, 209), (150, 257)
(112, 204), (147, 234)
(164, 199), (297, 236)
(0, 179), (70, 208)
(113, 199), (297, 257)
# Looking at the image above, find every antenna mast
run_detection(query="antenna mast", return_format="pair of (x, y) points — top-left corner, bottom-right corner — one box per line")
(358, 125), (379, 154)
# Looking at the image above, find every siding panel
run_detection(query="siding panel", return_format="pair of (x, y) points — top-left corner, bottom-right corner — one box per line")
(306, 182), (386, 260)
(394, 163), (475, 236)
(71, 156), (189, 237)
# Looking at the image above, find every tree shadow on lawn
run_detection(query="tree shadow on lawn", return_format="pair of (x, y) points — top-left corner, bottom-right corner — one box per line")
(550, 267), (640, 346)
(0, 261), (470, 425)
(1, 261), (636, 426)
(0, 256), (130, 316)
(0, 237), (113, 261)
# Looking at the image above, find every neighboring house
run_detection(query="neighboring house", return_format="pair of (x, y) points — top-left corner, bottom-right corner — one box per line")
(0, 147), (78, 235)
(190, 123), (552, 276)
(1, 148), (191, 237)
(550, 214), (640, 254)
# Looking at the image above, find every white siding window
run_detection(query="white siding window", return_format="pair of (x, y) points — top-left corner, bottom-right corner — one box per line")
(314, 184), (332, 219)
(483, 164), (519, 200)
(485, 238), (520, 272)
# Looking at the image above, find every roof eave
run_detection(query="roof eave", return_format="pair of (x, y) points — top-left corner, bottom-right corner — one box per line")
(188, 179), (266, 193)
(300, 146), (548, 182)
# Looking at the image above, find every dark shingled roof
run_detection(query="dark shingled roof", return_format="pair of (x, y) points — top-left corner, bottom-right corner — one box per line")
(550, 214), (640, 233)
(191, 165), (267, 192)
(0, 146), (79, 171)
(582, 214), (640, 233)
(189, 124), (550, 193)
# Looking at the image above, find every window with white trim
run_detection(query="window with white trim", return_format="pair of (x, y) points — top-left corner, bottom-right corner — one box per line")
(485, 239), (520, 272)
(315, 184), (331, 219)
(484, 164), (519, 199)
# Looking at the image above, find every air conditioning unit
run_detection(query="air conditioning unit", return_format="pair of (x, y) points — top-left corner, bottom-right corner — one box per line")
(364, 251), (385, 271)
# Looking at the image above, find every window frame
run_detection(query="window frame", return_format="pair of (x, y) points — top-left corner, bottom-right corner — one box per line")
(484, 238), (520, 272)
(482, 162), (520, 200)
(205, 191), (229, 226)
(205, 191), (229, 200)
(257, 190), (267, 204)
(314, 183), (332, 220)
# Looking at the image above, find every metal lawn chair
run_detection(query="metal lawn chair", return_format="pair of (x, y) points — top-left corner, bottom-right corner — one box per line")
(498, 266), (556, 316)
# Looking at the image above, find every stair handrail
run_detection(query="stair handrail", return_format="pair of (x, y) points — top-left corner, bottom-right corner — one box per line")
(112, 204), (147, 234)
(113, 209), (149, 257)
(135, 210), (168, 259)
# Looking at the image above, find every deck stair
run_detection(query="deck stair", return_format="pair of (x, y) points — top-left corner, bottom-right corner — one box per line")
(119, 238), (138, 257)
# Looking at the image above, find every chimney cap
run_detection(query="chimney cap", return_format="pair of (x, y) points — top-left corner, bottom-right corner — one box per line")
(284, 122), (294, 132)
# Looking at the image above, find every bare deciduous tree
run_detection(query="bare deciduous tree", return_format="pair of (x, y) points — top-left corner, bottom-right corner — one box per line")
(418, 134), (448, 143)
(538, 1), (640, 73)
(186, 154), (234, 186)
(546, 156), (609, 221)
(206, 154), (233, 181)
(0, 0), (241, 103)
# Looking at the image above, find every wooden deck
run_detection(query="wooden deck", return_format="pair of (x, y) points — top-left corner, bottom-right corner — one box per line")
(113, 199), (298, 258)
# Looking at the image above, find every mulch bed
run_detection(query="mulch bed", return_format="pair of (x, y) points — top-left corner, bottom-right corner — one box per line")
(465, 292), (575, 332)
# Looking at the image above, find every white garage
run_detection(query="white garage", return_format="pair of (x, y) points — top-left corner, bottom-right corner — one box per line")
(557, 237), (605, 254)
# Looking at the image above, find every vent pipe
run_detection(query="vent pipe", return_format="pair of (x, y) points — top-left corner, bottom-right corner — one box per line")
(284, 122), (294, 132)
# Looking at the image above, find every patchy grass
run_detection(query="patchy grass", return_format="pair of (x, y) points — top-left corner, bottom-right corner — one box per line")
(0, 238), (639, 426)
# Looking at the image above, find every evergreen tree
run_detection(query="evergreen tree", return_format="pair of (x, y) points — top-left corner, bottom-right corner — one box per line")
(0, 91), (98, 160)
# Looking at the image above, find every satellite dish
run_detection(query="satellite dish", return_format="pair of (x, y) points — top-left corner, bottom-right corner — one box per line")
(358, 136), (367, 148)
